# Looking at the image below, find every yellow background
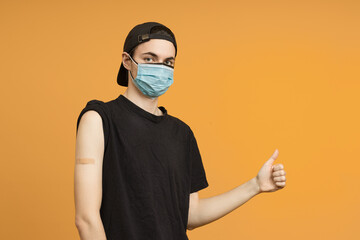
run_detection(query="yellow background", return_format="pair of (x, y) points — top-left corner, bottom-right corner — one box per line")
(1, 0), (359, 239)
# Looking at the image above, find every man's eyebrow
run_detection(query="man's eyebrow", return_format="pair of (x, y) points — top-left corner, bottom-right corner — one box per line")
(141, 52), (175, 60)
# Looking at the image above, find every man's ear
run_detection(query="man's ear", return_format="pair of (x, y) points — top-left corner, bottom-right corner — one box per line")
(122, 52), (132, 71)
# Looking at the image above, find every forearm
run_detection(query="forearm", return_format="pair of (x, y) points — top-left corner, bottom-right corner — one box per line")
(190, 177), (260, 229)
(76, 215), (107, 240)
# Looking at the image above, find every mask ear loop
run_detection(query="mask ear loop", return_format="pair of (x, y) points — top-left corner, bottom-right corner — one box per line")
(127, 53), (138, 65)
(127, 53), (138, 81)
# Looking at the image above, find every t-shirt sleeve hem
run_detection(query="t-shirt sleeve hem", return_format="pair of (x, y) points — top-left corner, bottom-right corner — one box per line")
(76, 100), (110, 149)
(190, 177), (209, 193)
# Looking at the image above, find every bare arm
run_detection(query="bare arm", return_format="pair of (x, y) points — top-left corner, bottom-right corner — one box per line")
(74, 110), (107, 240)
(187, 149), (286, 230)
(187, 178), (260, 230)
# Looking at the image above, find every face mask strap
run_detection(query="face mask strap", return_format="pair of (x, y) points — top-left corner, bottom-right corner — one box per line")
(147, 62), (174, 69)
(129, 69), (135, 81)
(127, 53), (138, 81)
(128, 53), (138, 65)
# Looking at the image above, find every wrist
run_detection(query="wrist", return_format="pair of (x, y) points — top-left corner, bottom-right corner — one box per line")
(251, 177), (261, 195)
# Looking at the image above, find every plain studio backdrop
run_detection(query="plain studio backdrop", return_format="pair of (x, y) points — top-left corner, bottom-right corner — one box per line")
(0, 0), (359, 239)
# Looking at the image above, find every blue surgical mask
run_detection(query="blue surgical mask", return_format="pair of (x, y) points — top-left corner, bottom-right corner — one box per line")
(128, 54), (174, 99)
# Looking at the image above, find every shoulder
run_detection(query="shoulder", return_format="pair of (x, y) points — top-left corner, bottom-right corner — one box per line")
(82, 99), (115, 116)
(86, 99), (112, 109)
(76, 99), (112, 132)
(81, 99), (107, 111)
(79, 99), (111, 118)
(166, 114), (192, 134)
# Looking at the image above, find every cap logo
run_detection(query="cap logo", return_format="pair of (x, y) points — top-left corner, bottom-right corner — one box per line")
(138, 33), (150, 42)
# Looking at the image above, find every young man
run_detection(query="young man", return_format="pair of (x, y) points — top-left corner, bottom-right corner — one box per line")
(74, 22), (287, 240)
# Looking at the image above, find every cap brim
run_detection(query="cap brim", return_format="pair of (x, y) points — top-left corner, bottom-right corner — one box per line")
(117, 63), (128, 86)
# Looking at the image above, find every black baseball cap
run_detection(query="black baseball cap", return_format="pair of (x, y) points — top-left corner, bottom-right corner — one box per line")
(117, 22), (178, 87)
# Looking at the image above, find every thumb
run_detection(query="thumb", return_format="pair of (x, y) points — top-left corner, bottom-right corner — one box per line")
(267, 149), (279, 166)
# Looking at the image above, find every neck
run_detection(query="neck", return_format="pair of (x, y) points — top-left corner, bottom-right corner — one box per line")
(123, 88), (162, 116)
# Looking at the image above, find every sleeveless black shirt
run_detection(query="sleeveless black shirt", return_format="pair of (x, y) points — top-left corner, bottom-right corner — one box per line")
(76, 93), (209, 239)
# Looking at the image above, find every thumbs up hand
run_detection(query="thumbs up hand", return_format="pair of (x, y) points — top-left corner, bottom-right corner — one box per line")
(255, 149), (286, 193)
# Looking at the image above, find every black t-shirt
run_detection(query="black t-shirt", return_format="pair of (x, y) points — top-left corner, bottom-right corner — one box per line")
(76, 93), (209, 240)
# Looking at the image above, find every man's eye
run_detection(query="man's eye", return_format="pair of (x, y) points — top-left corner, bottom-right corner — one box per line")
(165, 61), (174, 66)
(144, 57), (153, 62)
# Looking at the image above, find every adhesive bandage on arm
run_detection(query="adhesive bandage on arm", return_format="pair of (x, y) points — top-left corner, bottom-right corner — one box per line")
(75, 158), (95, 164)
